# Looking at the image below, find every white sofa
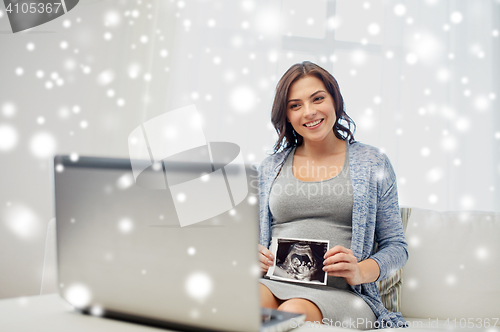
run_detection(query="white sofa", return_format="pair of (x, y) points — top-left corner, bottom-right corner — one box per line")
(291, 207), (500, 331)
(387, 207), (500, 330)
(39, 207), (500, 331)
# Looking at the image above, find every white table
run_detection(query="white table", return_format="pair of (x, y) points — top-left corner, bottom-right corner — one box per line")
(0, 294), (172, 332)
(0, 294), (335, 332)
(0, 294), (466, 332)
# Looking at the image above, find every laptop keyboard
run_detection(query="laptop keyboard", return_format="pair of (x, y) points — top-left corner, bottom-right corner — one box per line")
(261, 308), (285, 323)
(262, 311), (282, 323)
(261, 308), (305, 332)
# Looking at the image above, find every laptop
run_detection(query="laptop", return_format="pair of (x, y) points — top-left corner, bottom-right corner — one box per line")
(52, 149), (305, 332)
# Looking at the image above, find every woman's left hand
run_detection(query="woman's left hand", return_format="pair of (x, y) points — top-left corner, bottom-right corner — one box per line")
(322, 245), (363, 286)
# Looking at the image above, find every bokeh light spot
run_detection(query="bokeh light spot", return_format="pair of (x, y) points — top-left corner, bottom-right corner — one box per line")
(185, 272), (213, 302)
(118, 218), (134, 233)
(30, 132), (56, 158)
(0, 125), (18, 151)
(394, 4), (406, 16)
(230, 86), (256, 113)
(65, 284), (91, 308)
(3, 203), (40, 239)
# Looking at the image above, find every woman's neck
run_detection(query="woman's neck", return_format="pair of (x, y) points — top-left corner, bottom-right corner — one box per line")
(296, 132), (345, 159)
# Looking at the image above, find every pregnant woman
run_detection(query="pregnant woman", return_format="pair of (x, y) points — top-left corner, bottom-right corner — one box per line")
(257, 61), (408, 329)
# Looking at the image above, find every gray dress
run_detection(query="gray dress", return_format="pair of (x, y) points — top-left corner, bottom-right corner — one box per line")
(260, 143), (377, 328)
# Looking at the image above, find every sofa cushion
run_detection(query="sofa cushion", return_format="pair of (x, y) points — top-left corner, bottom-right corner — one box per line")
(400, 208), (500, 319)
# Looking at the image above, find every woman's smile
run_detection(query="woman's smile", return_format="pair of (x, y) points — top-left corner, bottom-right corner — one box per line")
(303, 118), (324, 129)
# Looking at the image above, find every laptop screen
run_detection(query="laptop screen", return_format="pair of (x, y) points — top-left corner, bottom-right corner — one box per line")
(53, 154), (262, 332)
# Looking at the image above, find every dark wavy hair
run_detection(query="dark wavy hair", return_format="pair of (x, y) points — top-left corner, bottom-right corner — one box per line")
(271, 61), (356, 154)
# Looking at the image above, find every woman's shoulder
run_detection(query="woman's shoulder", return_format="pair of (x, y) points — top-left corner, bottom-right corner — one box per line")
(349, 140), (390, 166)
(258, 147), (293, 176)
(350, 140), (398, 187)
(259, 148), (291, 168)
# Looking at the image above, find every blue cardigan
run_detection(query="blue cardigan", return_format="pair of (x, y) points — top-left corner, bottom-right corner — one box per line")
(258, 139), (409, 328)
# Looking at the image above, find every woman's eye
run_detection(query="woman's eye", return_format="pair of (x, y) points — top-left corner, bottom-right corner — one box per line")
(290, 104), (300, 109)
(314, 96), (324, 102)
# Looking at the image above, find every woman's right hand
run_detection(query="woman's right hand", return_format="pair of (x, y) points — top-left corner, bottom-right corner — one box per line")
(258, 244), (275, 275)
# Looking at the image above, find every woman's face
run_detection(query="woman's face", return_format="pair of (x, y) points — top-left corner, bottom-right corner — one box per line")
(286, 75), (337, 145)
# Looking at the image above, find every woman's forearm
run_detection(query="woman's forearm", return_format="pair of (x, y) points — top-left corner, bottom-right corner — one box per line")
(357, 258), (381, 284)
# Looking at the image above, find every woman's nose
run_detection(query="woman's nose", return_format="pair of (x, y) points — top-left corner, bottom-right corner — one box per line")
(303, 104), (316, 117)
